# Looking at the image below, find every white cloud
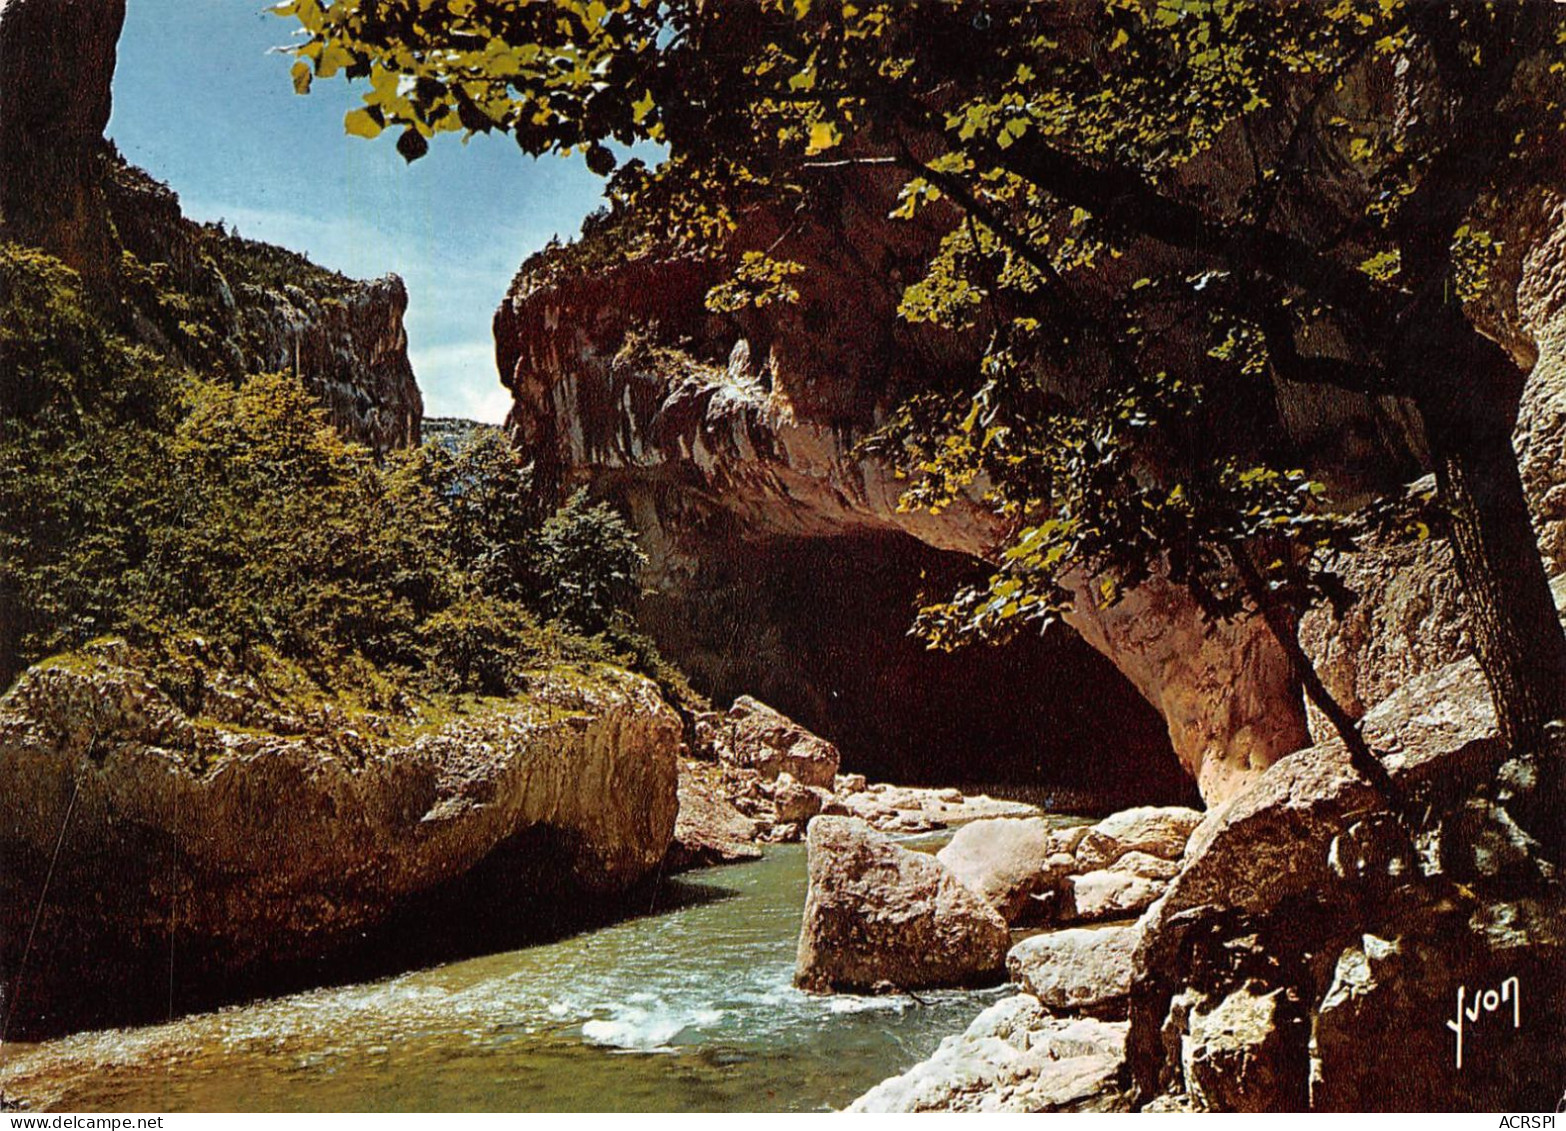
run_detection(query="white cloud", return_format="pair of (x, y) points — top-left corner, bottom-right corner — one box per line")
(409, 341), (513, 423)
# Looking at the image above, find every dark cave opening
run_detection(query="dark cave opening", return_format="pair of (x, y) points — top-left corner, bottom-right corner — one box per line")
(638, 529), (1198, 812)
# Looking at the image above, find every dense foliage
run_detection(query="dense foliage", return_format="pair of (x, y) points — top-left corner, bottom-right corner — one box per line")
(0, 243), (658, 704)
(280, 0), (1566, 764)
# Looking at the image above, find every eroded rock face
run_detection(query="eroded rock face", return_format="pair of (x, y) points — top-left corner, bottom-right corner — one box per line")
(1300, 195), (1566, 741)
(0, 651), (681, 1037)
(101, 161), (424, 454)
(497, 245), (1309, 800)
(795, 816), (1010, 993)
(491, 141), (1489, 804)
(0, 0), (126, 283)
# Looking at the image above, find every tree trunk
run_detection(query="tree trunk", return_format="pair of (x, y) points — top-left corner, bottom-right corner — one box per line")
(1226, 544), (1398, 803)
(1414, 321), (1566, 754)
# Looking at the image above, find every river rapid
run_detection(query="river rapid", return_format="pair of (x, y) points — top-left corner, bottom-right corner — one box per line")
(0, 823), (1085, 1113)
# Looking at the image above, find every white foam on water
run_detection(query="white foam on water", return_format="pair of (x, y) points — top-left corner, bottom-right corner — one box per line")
(580, 1005), (687, 1052)
(825, 995), (911, 1016)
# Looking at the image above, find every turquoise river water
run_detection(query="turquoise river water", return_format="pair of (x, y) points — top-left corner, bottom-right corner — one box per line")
(1, 830), (1066, 1112)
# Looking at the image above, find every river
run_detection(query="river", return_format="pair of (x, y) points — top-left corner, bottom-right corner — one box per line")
(1, 829), (1062, 1112)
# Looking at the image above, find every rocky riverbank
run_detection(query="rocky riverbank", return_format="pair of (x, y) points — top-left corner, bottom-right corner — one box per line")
(665, 695), (1037, 871)
(0, 642), (681, 1038)
(837, 657), (1565, 1112)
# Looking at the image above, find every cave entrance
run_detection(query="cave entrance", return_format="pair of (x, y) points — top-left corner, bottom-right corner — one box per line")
(638, 530), (1198, 812)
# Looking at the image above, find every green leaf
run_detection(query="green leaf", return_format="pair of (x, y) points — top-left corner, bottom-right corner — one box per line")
(806, 120), (842, 154)
(345, 108), (384, 139)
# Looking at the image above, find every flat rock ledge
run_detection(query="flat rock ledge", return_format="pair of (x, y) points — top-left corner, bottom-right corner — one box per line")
(0, 649), (682, 1037)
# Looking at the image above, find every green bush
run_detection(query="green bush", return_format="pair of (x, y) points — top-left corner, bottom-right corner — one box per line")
(534, 488), (648, 635)
(0, 245), (182, 680)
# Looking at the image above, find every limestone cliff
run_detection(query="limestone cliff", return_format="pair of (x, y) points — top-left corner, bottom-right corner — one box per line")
(0, 644), (681, 1038)
(1301, 194), (1566, 735)
(493, 160), (1428, 802)
(0, 0), (421, 453)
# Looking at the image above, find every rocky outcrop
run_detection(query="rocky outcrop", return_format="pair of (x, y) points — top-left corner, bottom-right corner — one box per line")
(1006, 923), (1143, 1018)
(496, 240), (1313, 800)
(685, 699), (1038, 845)
(712, 696), (839, 787)
(1069, 870), (1166, 922)
(1122, 657), (1564, 1112)
(1300, 195), (1566, 740)
(794, 816), (1010, 993)
(846, 995), (1131, 1113)
(99, 161), (423, 452)
(1151, 659), (1506, 925)
(664, 760), (763, 870)
(0, 647), (681, 1037)
(940, 808), (1200, 928)
(1074, 807), (1204, 871)
(494, 129), (1464, 804)
(0, 0), (421, 454)
(937, 817), (1084, 924)
(880, 656), (1561, 1114)
(0, 0), (127, 287)
(1182, 982), (1307, 1113)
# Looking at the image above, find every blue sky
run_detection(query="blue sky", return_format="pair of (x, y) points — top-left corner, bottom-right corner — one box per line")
(108, 3), (625, 422)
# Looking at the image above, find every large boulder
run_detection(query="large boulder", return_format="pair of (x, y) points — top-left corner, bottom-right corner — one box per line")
(795, 816), (1010, 993)
(1068, 870), (1167, 923)
(0, 648), (682, 1037)
(937, 817), (1083, 924)
(665, 761), (763, 871)
(721, 696), (840, 788)
(1183, 982), (1308, 1113)
(847, 994), (1131, 1113)
(1154, 660), (1505, 925)
(1074, 806), (1204, 872)
(1007, 923), (1143, 1017)
(1311, 896), (1566, 1112)
(772, 772), (825, 824)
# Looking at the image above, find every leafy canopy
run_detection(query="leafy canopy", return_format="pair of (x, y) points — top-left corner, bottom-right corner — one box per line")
(278, 0), (1566, 647)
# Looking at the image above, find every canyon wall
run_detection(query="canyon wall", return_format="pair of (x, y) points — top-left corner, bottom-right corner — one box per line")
(494, 162), (1425, 804)
(0, 0), (421, 453)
